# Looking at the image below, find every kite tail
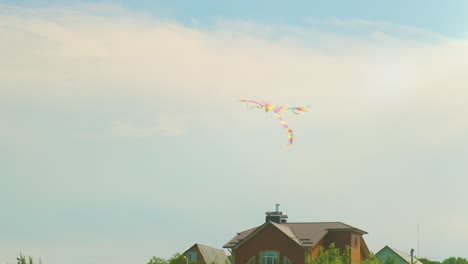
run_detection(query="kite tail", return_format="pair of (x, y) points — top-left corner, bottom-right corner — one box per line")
(242, 102), (263, 111)
(239, 100), (267, 111)
(274, 112), (293, 145)
(290, 105), (310, 114)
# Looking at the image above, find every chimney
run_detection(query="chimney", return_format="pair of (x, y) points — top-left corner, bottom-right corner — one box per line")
(265, 204), (288, 224)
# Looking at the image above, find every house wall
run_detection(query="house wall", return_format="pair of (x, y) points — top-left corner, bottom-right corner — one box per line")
(185, 245), (204, 264)
(350, 233), (361, 264)
(323, 231), (364, 264)
(360, 237), (370, 261)
(360, 249), (368, 263)
(324, 231), (351, 251)
(375, 247), (407, 264)
(309, 239), (324, 258)
(233, 224), (305, 264)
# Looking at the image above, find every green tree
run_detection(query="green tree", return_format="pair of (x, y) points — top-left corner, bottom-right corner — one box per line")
(309, 243), (347, 264)
(384, 256), (397, 264)
(169, 253), (187, 264)
(341, 246), (351, 264)
(147, 253), (191, 264)
(148, 256), (168, 264)
(419, 258), (441, 264)
(442, 257), (468, 264)
(17, 253), (42, 264)
(361, 253), (382, 264)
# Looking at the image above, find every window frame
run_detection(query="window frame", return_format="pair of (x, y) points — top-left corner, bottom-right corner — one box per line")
(187, 252), (197, 262)
(259, 250), (280, 264)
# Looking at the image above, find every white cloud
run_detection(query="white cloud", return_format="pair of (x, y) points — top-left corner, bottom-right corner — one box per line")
(1, 4), (453, 106)
(325, 18), (447, 40)
(2, 3), (468, 191)
(2, 3), (468, 262)
(2, 4), (468, 192)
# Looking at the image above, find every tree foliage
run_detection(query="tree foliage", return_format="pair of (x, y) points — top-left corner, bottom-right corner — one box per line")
(168, 253), (187, 264)
(384, 256), (398, 264)
(17, 253), (42, 264)
(419, 258), (441, 264)
(442, 257), (468, 264)
(307, 243), (351, 264)
(341, 246), (351, 264)
(145, 250), (468, 264)
(148, 253), (189, 264)
(361, 253), (382, 264)
(418, 256), (468, 264)
(148, 256), (168, 264)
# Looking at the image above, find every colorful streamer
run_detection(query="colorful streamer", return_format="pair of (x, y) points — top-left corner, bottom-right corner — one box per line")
(239, 99), (309, 145)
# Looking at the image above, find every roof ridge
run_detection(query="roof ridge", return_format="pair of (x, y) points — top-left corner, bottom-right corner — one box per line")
(286, 222), (365, 232)
(198, 243), (221, 249)
(269, 221), (302, 245)
(389, 246), (414, 258)
(196, 243), (230, 264)
(377, 245), (422, 264)
(236, 226), (259, 234)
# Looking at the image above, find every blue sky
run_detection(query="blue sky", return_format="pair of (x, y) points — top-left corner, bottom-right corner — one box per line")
(1, 1), (468, 264)
(3, 0), (468, 37)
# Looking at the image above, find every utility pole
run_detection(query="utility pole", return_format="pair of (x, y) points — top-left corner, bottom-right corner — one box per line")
(411, 248), (414, 264)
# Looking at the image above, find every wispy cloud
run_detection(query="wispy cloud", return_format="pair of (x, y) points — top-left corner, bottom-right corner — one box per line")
(111, 114), (185, 138)
(2, 3), (468, 186)
(2, 3), (468, 263)
(2, 3), (468, 177)
(323, 18), (448, 41)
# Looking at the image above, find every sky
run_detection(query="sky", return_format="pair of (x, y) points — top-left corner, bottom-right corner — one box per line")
(1, 1), (468, 264)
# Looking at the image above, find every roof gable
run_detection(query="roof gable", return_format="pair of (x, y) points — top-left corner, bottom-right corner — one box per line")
(270, 221), (302, 245)
(388, 247), (422, 264)
(360, 236), (370, 257)
(225, 221), (303, 250)
(224, 221), (367, 249)
(375, 246), (422, 264)
(185, 243), (230, 264)
(223, 227), (257, 248)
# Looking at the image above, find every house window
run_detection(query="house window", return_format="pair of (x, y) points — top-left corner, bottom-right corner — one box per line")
(260, 251), (279, 264)
(187, 252), (197, 262)
(284, 256), (292, 264)
(247, 256), (256, 264)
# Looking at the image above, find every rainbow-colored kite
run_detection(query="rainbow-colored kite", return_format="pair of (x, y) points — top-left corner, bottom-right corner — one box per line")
(239, 99), (310, 145)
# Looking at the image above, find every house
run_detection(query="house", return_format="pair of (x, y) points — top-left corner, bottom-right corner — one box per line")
(223, 205), (370, 264)
(375, 246), (422, 264)
(183, 243), (231, 264)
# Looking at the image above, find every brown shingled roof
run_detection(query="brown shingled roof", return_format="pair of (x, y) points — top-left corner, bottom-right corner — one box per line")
(223, 221), (367, 249)
(184, 243), (230, 264)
